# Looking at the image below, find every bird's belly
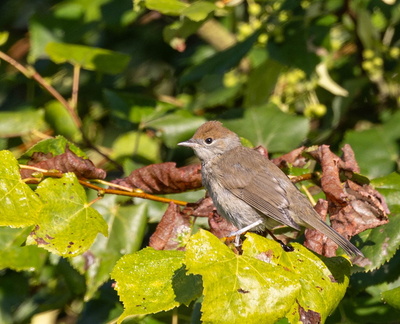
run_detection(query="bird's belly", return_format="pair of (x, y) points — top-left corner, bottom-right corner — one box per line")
(204, 176), (270, 232)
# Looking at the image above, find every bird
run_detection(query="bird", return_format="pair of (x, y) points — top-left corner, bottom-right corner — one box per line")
(178, 121), (363, 257)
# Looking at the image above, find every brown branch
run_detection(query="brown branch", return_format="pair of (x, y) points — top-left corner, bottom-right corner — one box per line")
(0, 50), (82, 128)
(20, 165), (188, 206)
(71, 64), (81, 110)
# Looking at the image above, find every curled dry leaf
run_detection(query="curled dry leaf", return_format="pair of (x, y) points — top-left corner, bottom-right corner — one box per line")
(149, 202), (191, 250)
(182, 196), (215, 218)
(271, 146), (307, 168)
(304, 199), (336, 256)
(112, 162), (202, 194)
(208, 210), (238, 239)
(307, 145), (389, 256)
(182, 196), (237, 239)
(20, 147), (106, 179)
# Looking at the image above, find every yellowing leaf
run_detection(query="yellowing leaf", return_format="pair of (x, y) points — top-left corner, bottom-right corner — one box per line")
(70, 196), (149, 300)
(186, 230), (301, 323)
(111, 248), (202, 323)
(186, 231), (350, 323)
(27, 173), (108, 257)
(0, 150), (42, 227)
(242, 234), (351, 323)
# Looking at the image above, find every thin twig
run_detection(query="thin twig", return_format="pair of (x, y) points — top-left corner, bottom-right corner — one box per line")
(71, 64), (81, 110)
(0, 50), (82, 128)
(20, 165), (188, 206)
(301, 184), (317, 206)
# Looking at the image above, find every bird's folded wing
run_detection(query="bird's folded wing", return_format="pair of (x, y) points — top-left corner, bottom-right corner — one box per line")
(216, 152), (301, 230)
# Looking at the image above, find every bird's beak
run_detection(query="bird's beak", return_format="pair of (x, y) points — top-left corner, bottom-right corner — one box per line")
(178, 138), (197, 147)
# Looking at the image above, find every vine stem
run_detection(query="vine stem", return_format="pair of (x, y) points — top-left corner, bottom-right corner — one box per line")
(19, 165), (188, 206)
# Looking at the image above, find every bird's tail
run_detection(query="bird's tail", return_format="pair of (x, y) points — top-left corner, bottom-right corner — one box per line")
(312, 218), (363, 257)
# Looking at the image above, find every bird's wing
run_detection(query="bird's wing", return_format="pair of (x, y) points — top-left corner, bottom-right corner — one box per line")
(216, 148), (301, 230)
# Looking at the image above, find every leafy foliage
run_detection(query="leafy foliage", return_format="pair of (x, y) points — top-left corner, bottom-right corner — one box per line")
(113, 231), (351, 323)
(0, 0), (400, 323)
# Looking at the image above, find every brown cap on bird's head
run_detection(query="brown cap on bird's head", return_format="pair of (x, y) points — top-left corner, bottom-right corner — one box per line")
(191, 121), (239, 141)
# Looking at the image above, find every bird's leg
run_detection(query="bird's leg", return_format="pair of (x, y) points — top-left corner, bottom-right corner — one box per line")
(264, 228), (294, 252)
(228, 220), (264, 247)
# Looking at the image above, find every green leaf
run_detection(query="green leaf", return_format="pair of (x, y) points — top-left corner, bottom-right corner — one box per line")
(45, 42), (130, 74)
(244, 59), (284, 107)
(357, 9), (380, 49)
(22, 135), (87, 162)
(343, 127), (398, 178)
(144, 111), (206, 148)
(44, 100), (82, 141)
(111, 248), (202, 323)
(70, 195), (149, 300)
(0, 227), (47, 271)
(180, 30), (261, 85)
(352, 173), (400, 271)
(357, 212), (400, 272)
(243, 234), (350, 323)
(185, 231), (350, 323)
(0, 151), (42, 227)
(26, 173), (108, 257)
(0, 109), (46, 138)
(0, 31), (9, 46)
(190, 74), (242, 111)
(181, 1), (216, 22)
(163, 18), (203, 45)
(111, 131), (161, 164)
(145, 0), (188, 15)
(222, 103), (310, 152)
(342, 110), (400, 178)
(382, 286), (400, 310)
(372, 172), (400, 209)
(267, 21), (320, 75)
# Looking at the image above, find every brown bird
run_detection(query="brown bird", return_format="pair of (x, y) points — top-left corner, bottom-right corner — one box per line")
(179, 121), (363, 257)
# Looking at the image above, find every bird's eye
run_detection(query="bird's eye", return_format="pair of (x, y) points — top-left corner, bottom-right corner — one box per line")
(204, 138), (213, 145)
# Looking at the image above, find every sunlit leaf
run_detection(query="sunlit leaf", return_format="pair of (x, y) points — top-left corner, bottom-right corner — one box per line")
(181, 1), (216, 22)
(185, 231), (350, 323)
(111, 248), (202, 323)
(0, 31), (9, 46)
(26, 173), (108, 257)
(21, 136), (87, 165)
(0, 109), (46, 138)
(0, 151), (42, 227)
(382, 286), (400, 310)
(145, 0), (188, 15)
(46, 42), (130, 74)
(71, 195), (148, 300)
(111, 131), (161, 164)
(44, 100), (81, 142)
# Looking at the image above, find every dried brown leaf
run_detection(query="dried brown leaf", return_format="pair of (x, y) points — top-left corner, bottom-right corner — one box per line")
(307, 144), (389, 256)
(271, 146), (307, 168)
(182, 197), (215, 218)
(20, 148), (106, 179)
(340, 144), (360, 173)
(112, 162), (202, 194)
(209, 209), (238, 239)
(149, 202), (191, 250)
(304, 199), (339, 256)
